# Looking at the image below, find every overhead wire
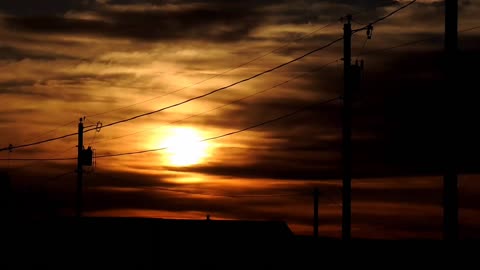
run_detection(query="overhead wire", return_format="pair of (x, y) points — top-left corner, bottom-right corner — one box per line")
(94, 59), (340, 145)
(83, 37), (344, 134)
(44, 170), (76, 182)
(93, 96), (341, 159)
(18, 120), (76, 145)
(352, 0), (417, 33)
(88, 21), (336, 119)
(356, 25), (480, 57)
(2, 145), (77, 175)
(12, 20), (337, 144)
(3, 96), (339, 161)
(0, 131), (79, 152)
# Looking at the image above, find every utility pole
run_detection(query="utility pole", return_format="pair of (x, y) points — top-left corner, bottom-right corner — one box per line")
(443, 0), (458, 240)
(76, 118), (84, 218)
(313, 188), (319, 238)
(342, 14), (353, 241)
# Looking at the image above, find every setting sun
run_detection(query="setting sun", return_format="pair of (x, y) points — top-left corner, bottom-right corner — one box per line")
(161, 127), (208, 167)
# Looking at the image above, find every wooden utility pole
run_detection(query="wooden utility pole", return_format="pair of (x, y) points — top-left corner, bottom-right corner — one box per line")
(76, 118), (84, 218)
(342, 15), (353, 241)
(313, 188), (319, 238)
(443, 0), (458, 240)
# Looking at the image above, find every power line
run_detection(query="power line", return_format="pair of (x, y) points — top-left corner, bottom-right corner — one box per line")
(9, 22), (337, 146)
(459, 25), (480, 33)
(353, 0), (417, 33)
(88, 22), (336, 119)
(356, 25), (480, 57)
(84, 38), (344, 134)
(3, 145), (77, 175)
(67, 22), (337, 122)
(94, 97), (340, 159)
(18, 120), (76, 145)
(200, 97), (340, 143)
(0, 131), (79, 152)
(45, 170), (76, 182)
(3, 97), (339, 161)
(94, 59), (340, 146)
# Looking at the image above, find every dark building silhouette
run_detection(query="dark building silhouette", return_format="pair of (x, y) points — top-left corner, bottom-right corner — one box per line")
(3, 217), (301, 268)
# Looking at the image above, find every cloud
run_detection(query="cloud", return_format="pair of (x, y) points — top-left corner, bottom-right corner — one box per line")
(3, 3), (263, 43)
(0, 0), (96, 16)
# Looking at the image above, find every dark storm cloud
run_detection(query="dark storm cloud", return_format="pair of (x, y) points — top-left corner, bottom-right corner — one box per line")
(84, 170), (177, 188)
(183, 91), (342, 130)
(349, 48), (480, 176)
(1, 0), (441, 44)
(170, 161), (339, 181)
(0, 46), (66, 61)
(3, 4), (262, 42)
(108, 0), (397, 9)
(1, 78), (120, 103)
(0, 80), (36, 90)
(0, 1), (96, 16)
(170, 41), (480, 180)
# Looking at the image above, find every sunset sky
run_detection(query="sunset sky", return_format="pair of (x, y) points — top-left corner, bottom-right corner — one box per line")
(1, 0), (479, 239)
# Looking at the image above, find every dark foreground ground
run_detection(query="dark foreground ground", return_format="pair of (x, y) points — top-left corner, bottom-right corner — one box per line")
(1, 217), (342, 269)
(1, 217), (469, 269)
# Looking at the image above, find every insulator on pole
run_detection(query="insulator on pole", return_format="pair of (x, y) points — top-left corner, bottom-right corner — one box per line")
(367, 24), (373, 39)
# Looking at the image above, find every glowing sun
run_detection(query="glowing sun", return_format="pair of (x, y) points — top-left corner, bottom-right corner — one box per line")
(161, 127), (208, 167)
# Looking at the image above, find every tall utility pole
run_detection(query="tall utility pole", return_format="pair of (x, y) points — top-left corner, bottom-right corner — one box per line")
(443, 0), (458, 240)
(313, 188), (319, 238)
(76, 118), (84, 218)
(342, 15), (353, 241)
